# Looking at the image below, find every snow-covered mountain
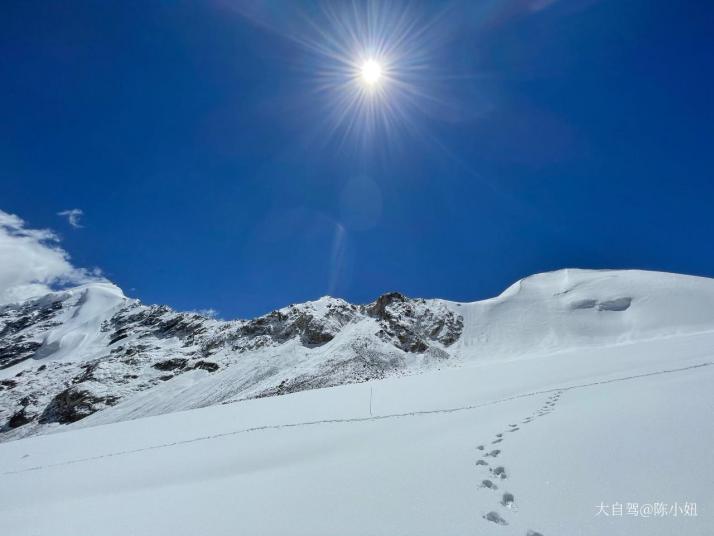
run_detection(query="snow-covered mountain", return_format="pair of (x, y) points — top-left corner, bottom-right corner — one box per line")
(2, 268), (714, 535)
(2, 269), (714, 443)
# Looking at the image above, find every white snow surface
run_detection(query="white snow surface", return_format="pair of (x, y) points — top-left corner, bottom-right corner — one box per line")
(0, 329), (712, 535)
(451, 268), (714, 359)
(31, 282), (127, 362)
(0, 269), (713, 534)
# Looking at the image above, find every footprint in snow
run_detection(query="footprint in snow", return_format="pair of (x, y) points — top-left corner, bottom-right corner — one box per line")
(501, 492), (515, 507)
(475, 392), (564, 532)
(483, 511), (508, 525)
(491, 466), (507, 479)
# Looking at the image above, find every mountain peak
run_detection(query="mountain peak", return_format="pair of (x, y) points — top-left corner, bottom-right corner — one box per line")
(2, 269), (714, 442)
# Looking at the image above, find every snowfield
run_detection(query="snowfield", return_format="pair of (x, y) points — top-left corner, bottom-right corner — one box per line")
(0, 269), (713, 534)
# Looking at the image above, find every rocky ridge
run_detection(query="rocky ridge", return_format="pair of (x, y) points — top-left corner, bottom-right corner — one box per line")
(0, 285), (463, 441)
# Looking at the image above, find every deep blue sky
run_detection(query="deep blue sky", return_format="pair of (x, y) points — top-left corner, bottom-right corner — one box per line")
(2, 0), (713, 318)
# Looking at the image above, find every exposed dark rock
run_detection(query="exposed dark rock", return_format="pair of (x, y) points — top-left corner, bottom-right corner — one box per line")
(366, 293), (463, 353)
(400, 336), (428, 353)
(72, 361), (100, 384)
(1, 285), (467, 442)
(109, 331), (128, 345)
(8, 408), (33, 429)
(237, 303), (353, 349)
(274, 312), (338, 347)
(192, 360), (219, 372)
(0, 340), (42, 369)
(239, 313), (280, 338)
(39, 386), (119, 424)
(0, 299), (65, 369)
(0, 300), (63, 339)
(367, 292), (407, 320)
(0, 379), (17, 390)
(109, 305), (208, 346)
(153, 358), (188, 371)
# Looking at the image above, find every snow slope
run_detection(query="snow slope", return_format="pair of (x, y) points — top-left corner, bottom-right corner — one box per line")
(30, 282), (127, 362)
(0, 329), (711, 535)
(452, 269), (714, 359)
(3, 269), (714, 442)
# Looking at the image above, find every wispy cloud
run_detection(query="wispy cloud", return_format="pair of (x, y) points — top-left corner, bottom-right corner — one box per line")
(0, 209), (102, 304)
(57, 208), (84, 228)
(189, 308), (219, 319)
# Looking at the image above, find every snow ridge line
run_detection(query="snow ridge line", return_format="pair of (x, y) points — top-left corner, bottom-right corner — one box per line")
(3, 361), (711, 476)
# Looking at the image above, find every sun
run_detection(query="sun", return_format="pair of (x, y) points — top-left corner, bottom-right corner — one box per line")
(299, 1), (443, 143)
(360, 59), (383, 87)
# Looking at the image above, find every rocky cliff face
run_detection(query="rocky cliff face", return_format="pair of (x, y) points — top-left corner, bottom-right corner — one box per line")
(0, 284), (463, 441)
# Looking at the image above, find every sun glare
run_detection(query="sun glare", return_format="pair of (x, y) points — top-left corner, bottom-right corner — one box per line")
(298, 1), (443, 144)
(360, 59), (382, 87)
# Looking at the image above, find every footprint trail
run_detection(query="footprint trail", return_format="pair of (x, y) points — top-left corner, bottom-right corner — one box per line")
(475, 390), (565, 534)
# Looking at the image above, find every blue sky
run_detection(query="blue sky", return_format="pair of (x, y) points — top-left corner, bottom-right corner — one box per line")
(1, 0), (713, 318)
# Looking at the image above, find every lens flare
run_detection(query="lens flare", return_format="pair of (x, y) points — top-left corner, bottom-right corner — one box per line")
(228, 1), (452, 149)
(226, 0), (456, 152)
(294, 1), (449, 147)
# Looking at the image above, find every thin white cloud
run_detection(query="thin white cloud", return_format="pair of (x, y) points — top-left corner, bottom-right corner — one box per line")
(57, 208), (84, 228)
(0, 209), (102, 304)
(189, 308), (219, 319)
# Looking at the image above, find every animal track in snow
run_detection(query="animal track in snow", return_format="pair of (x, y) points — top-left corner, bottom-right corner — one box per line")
(474, 390), (564, 532)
